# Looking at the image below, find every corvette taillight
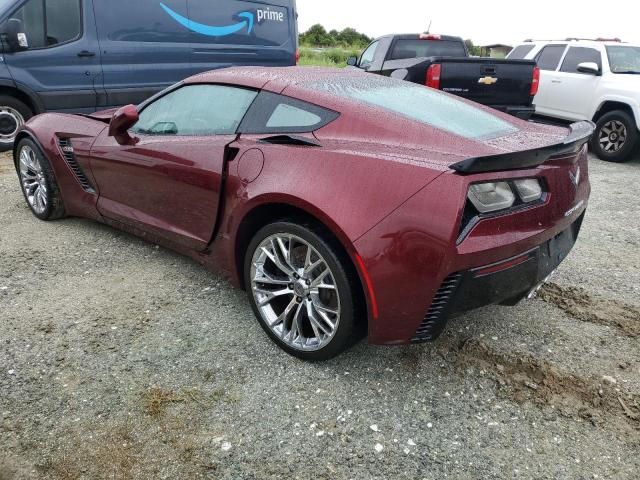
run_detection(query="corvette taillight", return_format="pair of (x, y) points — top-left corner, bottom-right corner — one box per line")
(426, 63), (441, 89)
(530, 66), (540, 96)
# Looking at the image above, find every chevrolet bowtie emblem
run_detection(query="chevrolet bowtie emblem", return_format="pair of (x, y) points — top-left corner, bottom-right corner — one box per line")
(478, 76), (498, 85)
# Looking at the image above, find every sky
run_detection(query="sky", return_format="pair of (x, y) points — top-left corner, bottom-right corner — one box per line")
(296, 0), (639, 47)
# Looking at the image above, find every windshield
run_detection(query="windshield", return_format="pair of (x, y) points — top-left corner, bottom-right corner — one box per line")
(314, 77), (517, 140)
(606, 46), (640, 73)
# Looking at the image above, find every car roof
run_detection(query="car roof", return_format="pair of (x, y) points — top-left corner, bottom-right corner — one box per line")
(184, 66), (370, 93)
(518, 39), (633, 47)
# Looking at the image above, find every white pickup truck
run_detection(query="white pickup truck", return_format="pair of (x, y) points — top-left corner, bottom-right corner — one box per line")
(508, 39), (640, 162)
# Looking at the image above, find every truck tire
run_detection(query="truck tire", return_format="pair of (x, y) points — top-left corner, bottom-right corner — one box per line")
(0, 95), (33, 152)
(591, 110), (638, 163)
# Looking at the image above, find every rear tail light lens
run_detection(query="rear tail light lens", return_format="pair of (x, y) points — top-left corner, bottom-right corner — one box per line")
(468, 182), (515, 213)
(295, 48), (300, 65)
(530, 66), (540, 96)
(514, 179), (543, 202)
(426, 64), (442, 89)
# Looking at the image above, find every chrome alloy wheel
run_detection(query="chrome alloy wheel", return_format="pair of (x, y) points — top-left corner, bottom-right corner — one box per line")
(599, 120), (627, 153)
(250, 234), (341, 351)
(19, 145), (48, 215)
(0, 106), (25, 144)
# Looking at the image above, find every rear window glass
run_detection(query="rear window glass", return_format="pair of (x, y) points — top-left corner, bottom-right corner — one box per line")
(315, 77), (517, 140)
(508, 44), (535, 59)
(390, 39), (466, 60)
(535, 44), (567, 71)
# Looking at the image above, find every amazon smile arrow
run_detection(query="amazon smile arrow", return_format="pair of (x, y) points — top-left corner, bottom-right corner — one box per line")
(160, 3), (254, 36)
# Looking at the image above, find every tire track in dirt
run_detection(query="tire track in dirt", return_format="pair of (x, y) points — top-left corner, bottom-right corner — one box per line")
(539, 283), (640, 337)
(434, 338), (640, 437)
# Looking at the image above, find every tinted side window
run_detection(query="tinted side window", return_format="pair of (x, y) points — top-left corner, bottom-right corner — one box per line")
(560, 47), (602, 73)
(508, 45), (535, 59)
(360, 41), (379, 67)
(11, 0), (81, 49)
(390, 39), (466, 60)
(239, 91), (339, 134)
(535, 44), (567, 71)
(132, 85), (258, 136)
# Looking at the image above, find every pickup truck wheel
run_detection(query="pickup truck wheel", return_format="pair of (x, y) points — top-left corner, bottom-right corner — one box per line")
(244, 221), (361, 361)
(591, 110), (638, 163)
(0, 95), (33, 152)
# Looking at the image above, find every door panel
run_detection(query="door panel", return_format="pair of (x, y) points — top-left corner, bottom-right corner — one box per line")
(90, 131), (233, 250)
(92, 0), (192, 107)
(542, 71), (600, 120)
(3, 0), (102, 112)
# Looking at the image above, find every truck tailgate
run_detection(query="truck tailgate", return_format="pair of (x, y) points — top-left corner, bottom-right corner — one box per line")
(438, 58), (536, 107)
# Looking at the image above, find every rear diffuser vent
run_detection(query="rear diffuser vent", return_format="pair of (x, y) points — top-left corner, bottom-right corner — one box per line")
(412, 272), (463, 342)
(58, 138), (95, 193)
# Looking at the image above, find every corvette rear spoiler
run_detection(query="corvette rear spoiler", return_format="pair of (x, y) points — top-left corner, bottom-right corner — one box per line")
(450, 121), (595, 174)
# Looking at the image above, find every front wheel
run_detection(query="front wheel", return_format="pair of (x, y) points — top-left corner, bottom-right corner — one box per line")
(244, 221), (362, 361)
(0, 95), (33, 152)
(590, 110), (638, 163)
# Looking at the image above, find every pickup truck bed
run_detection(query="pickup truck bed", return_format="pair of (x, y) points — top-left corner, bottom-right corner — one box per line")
(350, 34), (539, 119)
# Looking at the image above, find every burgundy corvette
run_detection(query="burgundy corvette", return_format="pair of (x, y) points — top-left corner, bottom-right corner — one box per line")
(13, 67), (592, 360)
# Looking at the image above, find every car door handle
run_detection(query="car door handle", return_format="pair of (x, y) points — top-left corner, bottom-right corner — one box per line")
(77, 50), (96, 58)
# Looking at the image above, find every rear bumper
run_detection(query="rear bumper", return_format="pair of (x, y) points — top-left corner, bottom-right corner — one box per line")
(412, 214), (584, 342)
(492, 105), (535, 120)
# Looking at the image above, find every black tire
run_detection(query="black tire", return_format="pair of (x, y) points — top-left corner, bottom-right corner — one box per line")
(244, 220), (364, 361)
(590, 110), (638, 163)
(0, 95), (34, 152)
(14, 138), (66, 221)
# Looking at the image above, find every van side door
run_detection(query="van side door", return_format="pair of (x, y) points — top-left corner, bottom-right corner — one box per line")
(92, 0), (192, 107)
(187, 0), (296, 74)
(2, 0), (102, 112)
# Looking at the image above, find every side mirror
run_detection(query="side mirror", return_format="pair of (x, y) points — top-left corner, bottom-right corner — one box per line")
(346, 56), (358, 67)
(5, 18), (28, 51)
(108, 104), (139, 145)
(576, 62), (600, 75)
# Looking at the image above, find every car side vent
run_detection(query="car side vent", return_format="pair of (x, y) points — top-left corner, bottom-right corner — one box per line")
(412, 272), (463, 343)
(58, 138), (95, 193)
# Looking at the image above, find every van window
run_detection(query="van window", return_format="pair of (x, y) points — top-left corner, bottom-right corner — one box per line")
(132, 85), (258, 136)
(507, 44), (535, 60)
(535, 44), (567, 71)
(11, 0), (81, 49)
(560, 47), (602, 73)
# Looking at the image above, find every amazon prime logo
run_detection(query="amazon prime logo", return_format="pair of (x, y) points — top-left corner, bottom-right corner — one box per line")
(160, 2), (284, 37)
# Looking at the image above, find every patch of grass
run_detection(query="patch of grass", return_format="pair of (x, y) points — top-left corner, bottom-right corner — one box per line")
(298, 47), (361, 68)
(142, 388), (186, 417)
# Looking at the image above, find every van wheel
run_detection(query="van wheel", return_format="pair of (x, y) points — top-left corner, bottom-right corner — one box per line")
(591, 110), (638, 163)
(0, 95), (33, 152)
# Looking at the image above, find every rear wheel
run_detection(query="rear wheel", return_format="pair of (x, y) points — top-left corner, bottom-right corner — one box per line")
(591, 110), (638, 163)
(15, 138), (66, 221)
(244, 221), (361, 361)
(0, 95), (33, 152)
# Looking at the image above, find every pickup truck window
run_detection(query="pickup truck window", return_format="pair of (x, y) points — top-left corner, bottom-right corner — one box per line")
(316, 77), (517, 140)
(560, 47), (602, 74)
(606, 46), (640, 74)
(535, 44), (567, 71)
(10, 0), (81, 49)
(389, 39), (466, 60)
(507, 45), (535, 60)
(360, 41), (379, 67)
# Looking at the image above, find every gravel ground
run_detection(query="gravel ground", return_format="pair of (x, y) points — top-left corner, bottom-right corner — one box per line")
(1, 149), (639, 479)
